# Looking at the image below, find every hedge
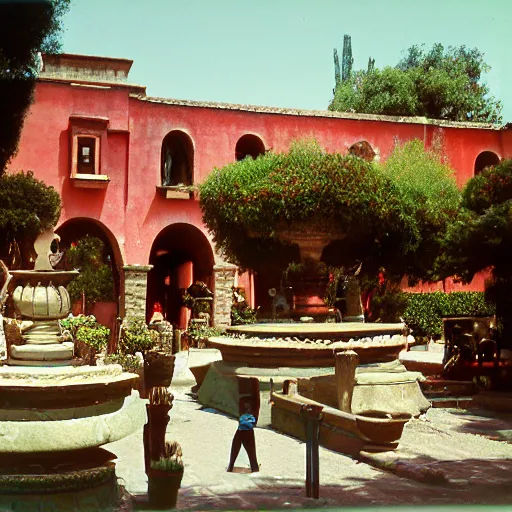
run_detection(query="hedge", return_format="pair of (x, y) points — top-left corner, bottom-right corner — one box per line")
(374, 291), (495, 339)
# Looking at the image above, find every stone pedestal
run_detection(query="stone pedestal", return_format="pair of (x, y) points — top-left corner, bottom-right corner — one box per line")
(213, 263), (237, 326)
(122, 265), (153, 320)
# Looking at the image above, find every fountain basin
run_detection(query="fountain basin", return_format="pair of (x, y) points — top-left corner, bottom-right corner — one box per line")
(0, 365), (146, 452)
(208, 323), (409, 367)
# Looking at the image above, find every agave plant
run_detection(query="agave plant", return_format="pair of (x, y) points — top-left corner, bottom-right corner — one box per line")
(150, 441), (184, 472)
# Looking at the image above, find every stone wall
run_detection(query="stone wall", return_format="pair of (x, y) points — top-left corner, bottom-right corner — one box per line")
(213, 264), (237, 326)
(122, 265), (152, 320)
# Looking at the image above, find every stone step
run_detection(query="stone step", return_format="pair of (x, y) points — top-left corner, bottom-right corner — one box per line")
(429, 396), (474, 409)
(421, 379), (477, 397)
(6, 358), (73, 367)
(23, 335), (62, 345)
(10, 343), (73, 361)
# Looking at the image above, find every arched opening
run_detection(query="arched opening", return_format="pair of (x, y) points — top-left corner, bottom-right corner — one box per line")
(161, 130), (194, 186)
(474, 151), (500, 174)
(55, 218), (122, 333)
(235, 134), (265, 161)
(146, 223), (215, 328)
(348, 140), (376, 162)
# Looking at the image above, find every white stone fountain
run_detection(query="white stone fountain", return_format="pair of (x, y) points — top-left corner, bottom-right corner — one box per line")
(0, 230), (146, 506)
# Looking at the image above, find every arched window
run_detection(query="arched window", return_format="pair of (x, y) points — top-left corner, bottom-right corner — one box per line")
(161, 131), (194, 186)
(474, 151), (500, 174)
(235, 134), (265, 161)
(348, 140), (376, 162)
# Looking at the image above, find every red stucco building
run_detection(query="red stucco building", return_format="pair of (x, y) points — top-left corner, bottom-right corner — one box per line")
(8, 54), (512, 329)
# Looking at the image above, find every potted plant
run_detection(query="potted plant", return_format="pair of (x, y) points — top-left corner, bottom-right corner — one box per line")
(119, 318), (175, 391)
(182, 281), (214, 322)
(75, 324), (110, 365)
(148, 440), (184, 509)
(103, 352), (143, 374)
(59, 314), (110, 364)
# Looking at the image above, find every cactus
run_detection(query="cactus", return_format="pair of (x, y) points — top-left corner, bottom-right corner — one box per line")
(149, 386), (174, 407)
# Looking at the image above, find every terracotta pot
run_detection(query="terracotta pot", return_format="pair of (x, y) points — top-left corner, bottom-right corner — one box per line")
(144, 351), (175, 389)
(148, 469), (183, 509)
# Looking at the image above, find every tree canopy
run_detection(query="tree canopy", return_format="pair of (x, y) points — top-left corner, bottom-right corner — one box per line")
(200, 140), (460, 284)
(438, 159), (512, 346)
(329, 43), (502, 124)
(377, 140), (460, 284)
(0, 0), (70, 172)
(0, 171), (61, 268)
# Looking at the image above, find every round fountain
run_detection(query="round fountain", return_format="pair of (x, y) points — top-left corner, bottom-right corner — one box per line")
(0, 230), (146, 508)
(196, 225), (429, 453)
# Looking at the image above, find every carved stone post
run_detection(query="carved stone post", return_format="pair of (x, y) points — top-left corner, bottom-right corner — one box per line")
(212, 263), (237, 327)
(122, 264), (153, 321)
(335, 350), (359, 413)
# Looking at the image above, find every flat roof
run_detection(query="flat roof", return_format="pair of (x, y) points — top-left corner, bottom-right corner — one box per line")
(133, 94), (504, 130)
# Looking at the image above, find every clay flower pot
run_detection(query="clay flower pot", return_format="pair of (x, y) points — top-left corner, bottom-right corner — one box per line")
(144, 351), (175, 389)
(148, 468), (183, 509)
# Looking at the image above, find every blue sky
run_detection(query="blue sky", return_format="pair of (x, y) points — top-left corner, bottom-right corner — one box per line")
(61, 0), (512, 122)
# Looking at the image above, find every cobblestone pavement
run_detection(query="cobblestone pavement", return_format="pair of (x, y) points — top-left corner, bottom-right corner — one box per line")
(106, 384), (512, 511)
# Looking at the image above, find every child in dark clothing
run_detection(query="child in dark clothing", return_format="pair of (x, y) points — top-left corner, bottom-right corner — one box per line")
(227, 401), (259, 472)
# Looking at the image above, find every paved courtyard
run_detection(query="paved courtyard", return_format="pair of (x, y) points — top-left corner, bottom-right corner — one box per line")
(106, 379), (512, 511)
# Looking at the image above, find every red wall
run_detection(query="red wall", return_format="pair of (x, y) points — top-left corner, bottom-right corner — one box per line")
(8, 78), (512, 301)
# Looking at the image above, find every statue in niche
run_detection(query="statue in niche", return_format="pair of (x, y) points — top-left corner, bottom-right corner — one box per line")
(162, 146), (173, 186)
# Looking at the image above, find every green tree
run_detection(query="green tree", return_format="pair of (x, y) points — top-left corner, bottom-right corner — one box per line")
(66, 236), (115, 312)
(329, 43), (502, 124)
(0, 0), (71, 172)
(0, 170), (61, 267)
(378, 140), (460, 284)
(200, 140), (459, 284)
(439, 160), (512, 347)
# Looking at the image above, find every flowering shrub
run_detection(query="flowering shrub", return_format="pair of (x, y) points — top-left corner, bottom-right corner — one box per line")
(200, 139), (460, 284)
(200, 140), (406, 274)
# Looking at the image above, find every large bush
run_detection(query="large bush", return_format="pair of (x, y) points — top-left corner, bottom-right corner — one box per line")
(200, 139), (460, 286)
(201, 140), (416, 276)
(440, 159), (512, 347)
(378, 140), (460, 283)
(372, 290), (494, 339)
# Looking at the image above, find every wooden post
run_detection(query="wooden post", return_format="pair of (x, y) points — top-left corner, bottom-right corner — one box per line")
(335, 350), (359, 413)
(301, 403), (323, 499)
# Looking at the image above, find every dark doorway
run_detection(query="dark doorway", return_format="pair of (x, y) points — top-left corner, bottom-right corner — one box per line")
(147, 224), (214, 327)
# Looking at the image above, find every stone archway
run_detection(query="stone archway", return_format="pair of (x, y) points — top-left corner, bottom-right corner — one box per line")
(55, 218), (122, 335)
(146, 223), (215, 329)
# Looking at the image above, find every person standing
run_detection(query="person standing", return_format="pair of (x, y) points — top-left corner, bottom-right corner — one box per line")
(227, 401), (259, 472)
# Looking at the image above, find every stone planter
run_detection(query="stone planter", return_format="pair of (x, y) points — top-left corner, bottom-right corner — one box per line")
(275, 221), (343, 264)
(276, 221), (344, 319)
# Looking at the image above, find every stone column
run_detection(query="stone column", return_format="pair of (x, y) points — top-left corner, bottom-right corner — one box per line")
(122, 265), (153, 321)
(213, 263), (237, 327)
(335, 350), (359, 413)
